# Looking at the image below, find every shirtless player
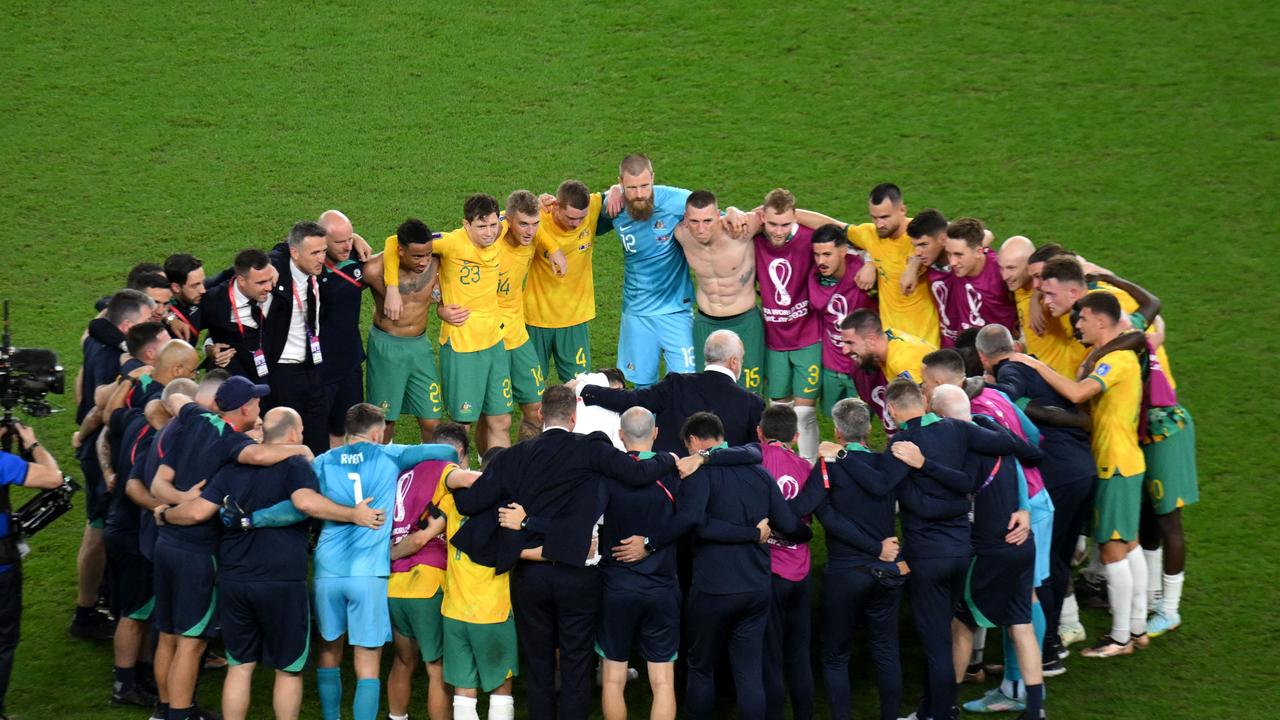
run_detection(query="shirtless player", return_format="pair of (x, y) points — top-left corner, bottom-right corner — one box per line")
(363, 219), (444, 442)
(678, 190), (764, 391)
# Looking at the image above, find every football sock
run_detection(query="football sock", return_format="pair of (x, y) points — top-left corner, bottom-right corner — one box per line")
(317, 666), (342, 720)
(353, 678), (381, 720)
(795, 404), (819, 462)
(1025, 683), (1045, 718)
(1127, 546), (1148, 636)
(1103, 560), (1132, 643)
(167, 706), (193, 720)
(114, 664), (136, 693)
(1060, 592), (1080, 627)
(1162, 572), (1185, 616)
(454, 695), (480, 720)
(1144, 547), (1163, 608)
(488, 694), (515, 720)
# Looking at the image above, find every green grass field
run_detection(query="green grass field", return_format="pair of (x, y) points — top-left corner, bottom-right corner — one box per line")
(3, 1), (1278, 717)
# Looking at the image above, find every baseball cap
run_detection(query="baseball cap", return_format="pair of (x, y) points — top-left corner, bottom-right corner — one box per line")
(215, 375), (271, 411)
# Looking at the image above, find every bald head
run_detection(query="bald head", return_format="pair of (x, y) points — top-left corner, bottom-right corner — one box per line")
(319, 209), (355, 262)
(618, 407), (657, 452)
(263, 407), (303, 444)
(153, 339), (199, 383)
(930, 384), (972, 422)
(704, 330), (745, 377)
(998, 235), (1035, 293)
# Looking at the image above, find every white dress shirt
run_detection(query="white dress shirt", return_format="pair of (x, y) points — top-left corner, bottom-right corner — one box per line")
(279, 261), (319, 364)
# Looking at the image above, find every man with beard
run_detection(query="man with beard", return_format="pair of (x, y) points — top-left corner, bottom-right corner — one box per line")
(600, 155), (745, 387)
(838, 308), (937, 385)
(797, 183), (939, 346)
(202, 249), (276, 381)
(162, 254), (207, 344)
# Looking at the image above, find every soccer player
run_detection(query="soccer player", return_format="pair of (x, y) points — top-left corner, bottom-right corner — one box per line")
(526, 179), (606, 382)
(806, 223), (882, 425)
(796, 183), (940, 346)
(149, 377), (313, 720)
(386, 422), (469, 720)
(437, 448), (518, 720)
(978, 323), (1096, 667)
(997, 235), (1077, 372)
(317, 210), (370, 448)
(157, 407), (384, 720)
(755, 405), (816, 720)
(605, 154), (697, 386)
(491, 191), (553, 440)
(674, 189), (765, 392)
(312, 403), (458, 720)
(162, 253), (207, 344)
(1011, 291), (1150, 658)
(901, 209), (956, 345)
(924, 384), (1046, 720)
(839, 308), (937, 384)
(943, 217), (1017, 341)
(432, 194), (514, 453)
(755, 189), (822, 460)
(364, 219), (444, 443)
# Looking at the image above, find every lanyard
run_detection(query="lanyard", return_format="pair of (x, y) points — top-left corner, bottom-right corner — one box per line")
(169, 303), (197, 335)
(655, 479), (675, 505)
(630, 452), (675, 504)
(291, 278), (318, 338)
(325, 261), (362, 288)
(819, 458), (830, 489)
(229, 284), (266, 338)
(129, 425), (152, 464)
(977, 456), (1003, 494)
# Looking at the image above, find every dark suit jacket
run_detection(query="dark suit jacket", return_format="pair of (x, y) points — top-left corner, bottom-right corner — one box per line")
(260, 253), (320, 371)
(450, 428), (676, 572)
(201, 278), (264, 380)
(580, 369), (765, 456)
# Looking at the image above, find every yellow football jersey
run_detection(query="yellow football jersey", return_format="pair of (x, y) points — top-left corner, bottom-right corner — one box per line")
(525, 193), (603, 328)
(1016, 287), (1088, 379)
(387, 465), (452, 600)
(496, 228), (537, 349)
(847, 222), (941, 346)
(883, 328), (937, 384)
(439, 491), (512, 624)
(1087, 350), (1146, 478)
(433, 228), (502, 352)
(1089, 282), (1176, 388)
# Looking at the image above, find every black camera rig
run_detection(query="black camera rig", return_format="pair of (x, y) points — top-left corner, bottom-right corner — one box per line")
(0, 299), (76, 560)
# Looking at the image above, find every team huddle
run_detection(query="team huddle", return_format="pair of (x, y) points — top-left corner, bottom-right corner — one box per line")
(64, 153), (1197, 720)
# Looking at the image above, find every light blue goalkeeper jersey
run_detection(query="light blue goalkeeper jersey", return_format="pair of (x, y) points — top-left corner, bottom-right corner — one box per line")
(312, 441), (457, 578)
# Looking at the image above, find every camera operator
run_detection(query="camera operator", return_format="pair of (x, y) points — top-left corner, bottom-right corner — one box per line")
(0, 422), (65, 719)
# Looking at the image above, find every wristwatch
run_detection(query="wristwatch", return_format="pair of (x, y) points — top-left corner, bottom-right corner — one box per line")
(643, 537), (657, 555)
(835, 448), (848, 460)
(697, 448), (713, 459)
(165, 312), (177, 324)
(519, 516), (528, 530)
